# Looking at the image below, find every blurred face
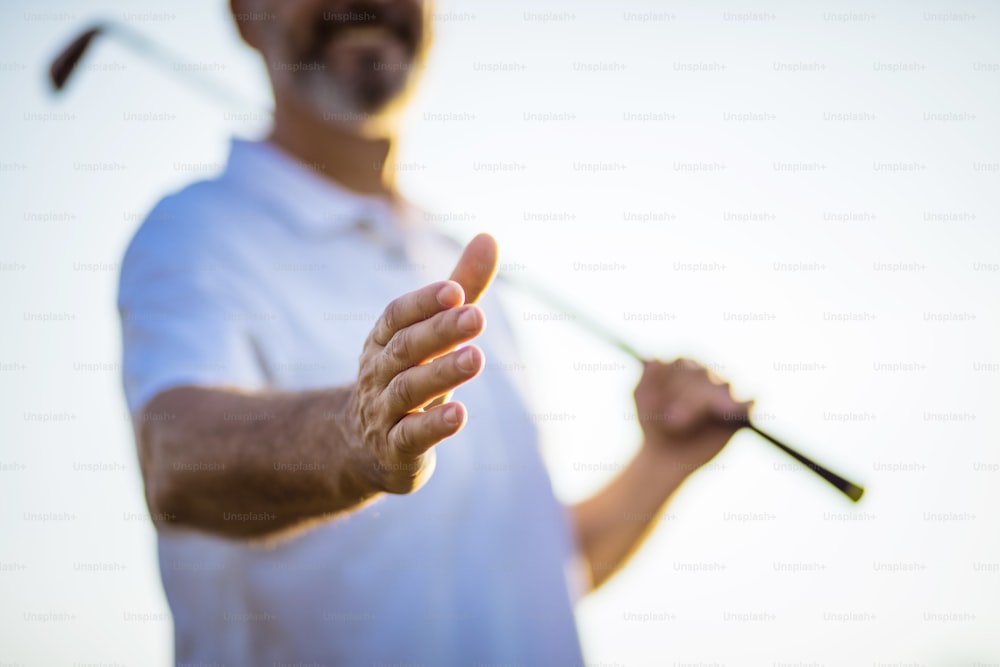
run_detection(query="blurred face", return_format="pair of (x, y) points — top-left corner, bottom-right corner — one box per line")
(239, 0), (430, 130)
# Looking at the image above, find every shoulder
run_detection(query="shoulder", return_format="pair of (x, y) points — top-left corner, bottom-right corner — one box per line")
(126, 178), (239, 260)
(118, 178), (244, 302)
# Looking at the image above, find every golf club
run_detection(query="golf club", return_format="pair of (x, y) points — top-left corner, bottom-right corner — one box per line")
(48, 22), (866, 503)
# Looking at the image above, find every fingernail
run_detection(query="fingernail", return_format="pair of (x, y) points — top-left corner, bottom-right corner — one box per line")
(457, 347), (478, 372)
(457, 308), (480, 332)
(444, 405), (461, 426)
(437, 283), (460, 306)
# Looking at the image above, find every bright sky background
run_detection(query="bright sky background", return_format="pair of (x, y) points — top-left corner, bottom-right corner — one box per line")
(1, 0), (999, 665)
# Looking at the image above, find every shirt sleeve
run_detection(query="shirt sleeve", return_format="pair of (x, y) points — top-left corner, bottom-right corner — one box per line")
(117, 192), (266, 416)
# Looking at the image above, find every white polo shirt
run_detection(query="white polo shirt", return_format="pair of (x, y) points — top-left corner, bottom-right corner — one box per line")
(118, 139), (585, 666)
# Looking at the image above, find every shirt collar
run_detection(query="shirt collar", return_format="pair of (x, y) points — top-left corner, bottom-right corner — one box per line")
(222, 138), (410, 246)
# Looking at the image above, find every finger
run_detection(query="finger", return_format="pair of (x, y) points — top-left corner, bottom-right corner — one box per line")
(706, 369), (727, 385)
(673, 357), (703, 373)
(713, 398), (754, 424)
(376, 305), (485, 385)
(382, 346), (484, 419)
(388, 401), (468, 458)
(449, 233), (499, 304)
(370, 280), (465, 347)
(700, 374), (746, 417)
(665, 371), (729, 431)
(667, 393), (714, 432)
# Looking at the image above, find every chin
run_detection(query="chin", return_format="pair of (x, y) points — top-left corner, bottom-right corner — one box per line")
(289, 67), (412, 136)
(270, 0), (428, 133)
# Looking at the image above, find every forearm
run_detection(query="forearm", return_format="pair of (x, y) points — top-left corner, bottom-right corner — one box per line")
(570, 444), (689, 589)
(137, 384), (376, 539)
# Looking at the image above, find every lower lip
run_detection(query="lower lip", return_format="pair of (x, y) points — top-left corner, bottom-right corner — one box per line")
(331, 26), (402, 48)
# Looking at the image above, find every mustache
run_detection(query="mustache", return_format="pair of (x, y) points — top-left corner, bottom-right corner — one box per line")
(309, 1), (423, 57)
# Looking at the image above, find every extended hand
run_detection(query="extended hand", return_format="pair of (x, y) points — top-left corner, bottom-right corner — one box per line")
(345, 234), (499, 494)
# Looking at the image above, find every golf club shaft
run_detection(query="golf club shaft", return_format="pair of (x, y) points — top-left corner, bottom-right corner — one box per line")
(51, 21), (262, 112)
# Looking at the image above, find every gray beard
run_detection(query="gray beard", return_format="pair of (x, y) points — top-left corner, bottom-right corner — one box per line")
(292, 61), (410, 129)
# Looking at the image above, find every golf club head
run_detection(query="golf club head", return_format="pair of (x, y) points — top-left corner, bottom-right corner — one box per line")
(50, 25), (104, 91)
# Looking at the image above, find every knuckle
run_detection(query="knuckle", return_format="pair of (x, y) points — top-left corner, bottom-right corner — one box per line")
(393, 422), (433, 464)
(439, 354), (462, 381)
(393, 422), (418, 457)
(434, 309), (456, 339)
(357, 351), (378, 381)
(386, 375), (414, 410)
(381, 300), (401, 336)
(361, 330), (375, 353)
(386, 330), (412, 366)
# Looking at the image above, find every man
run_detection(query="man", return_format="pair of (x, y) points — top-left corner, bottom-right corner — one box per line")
(118, 0), (752, 664)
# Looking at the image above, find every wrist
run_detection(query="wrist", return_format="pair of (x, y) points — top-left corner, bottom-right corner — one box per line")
(637, 438), (697, 488)
(319, 385), (383, 501)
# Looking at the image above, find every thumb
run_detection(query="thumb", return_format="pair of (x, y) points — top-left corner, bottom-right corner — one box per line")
(449, 233), (499, 304)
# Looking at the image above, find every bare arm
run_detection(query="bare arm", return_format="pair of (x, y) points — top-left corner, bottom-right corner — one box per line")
(571, 359), (752, 589)
(136, 235), (500, 539)
(138, 384), (370, 539)
(570, 445), (687, 588)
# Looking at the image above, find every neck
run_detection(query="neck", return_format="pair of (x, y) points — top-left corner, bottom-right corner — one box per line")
(269, 98), (397, 198)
